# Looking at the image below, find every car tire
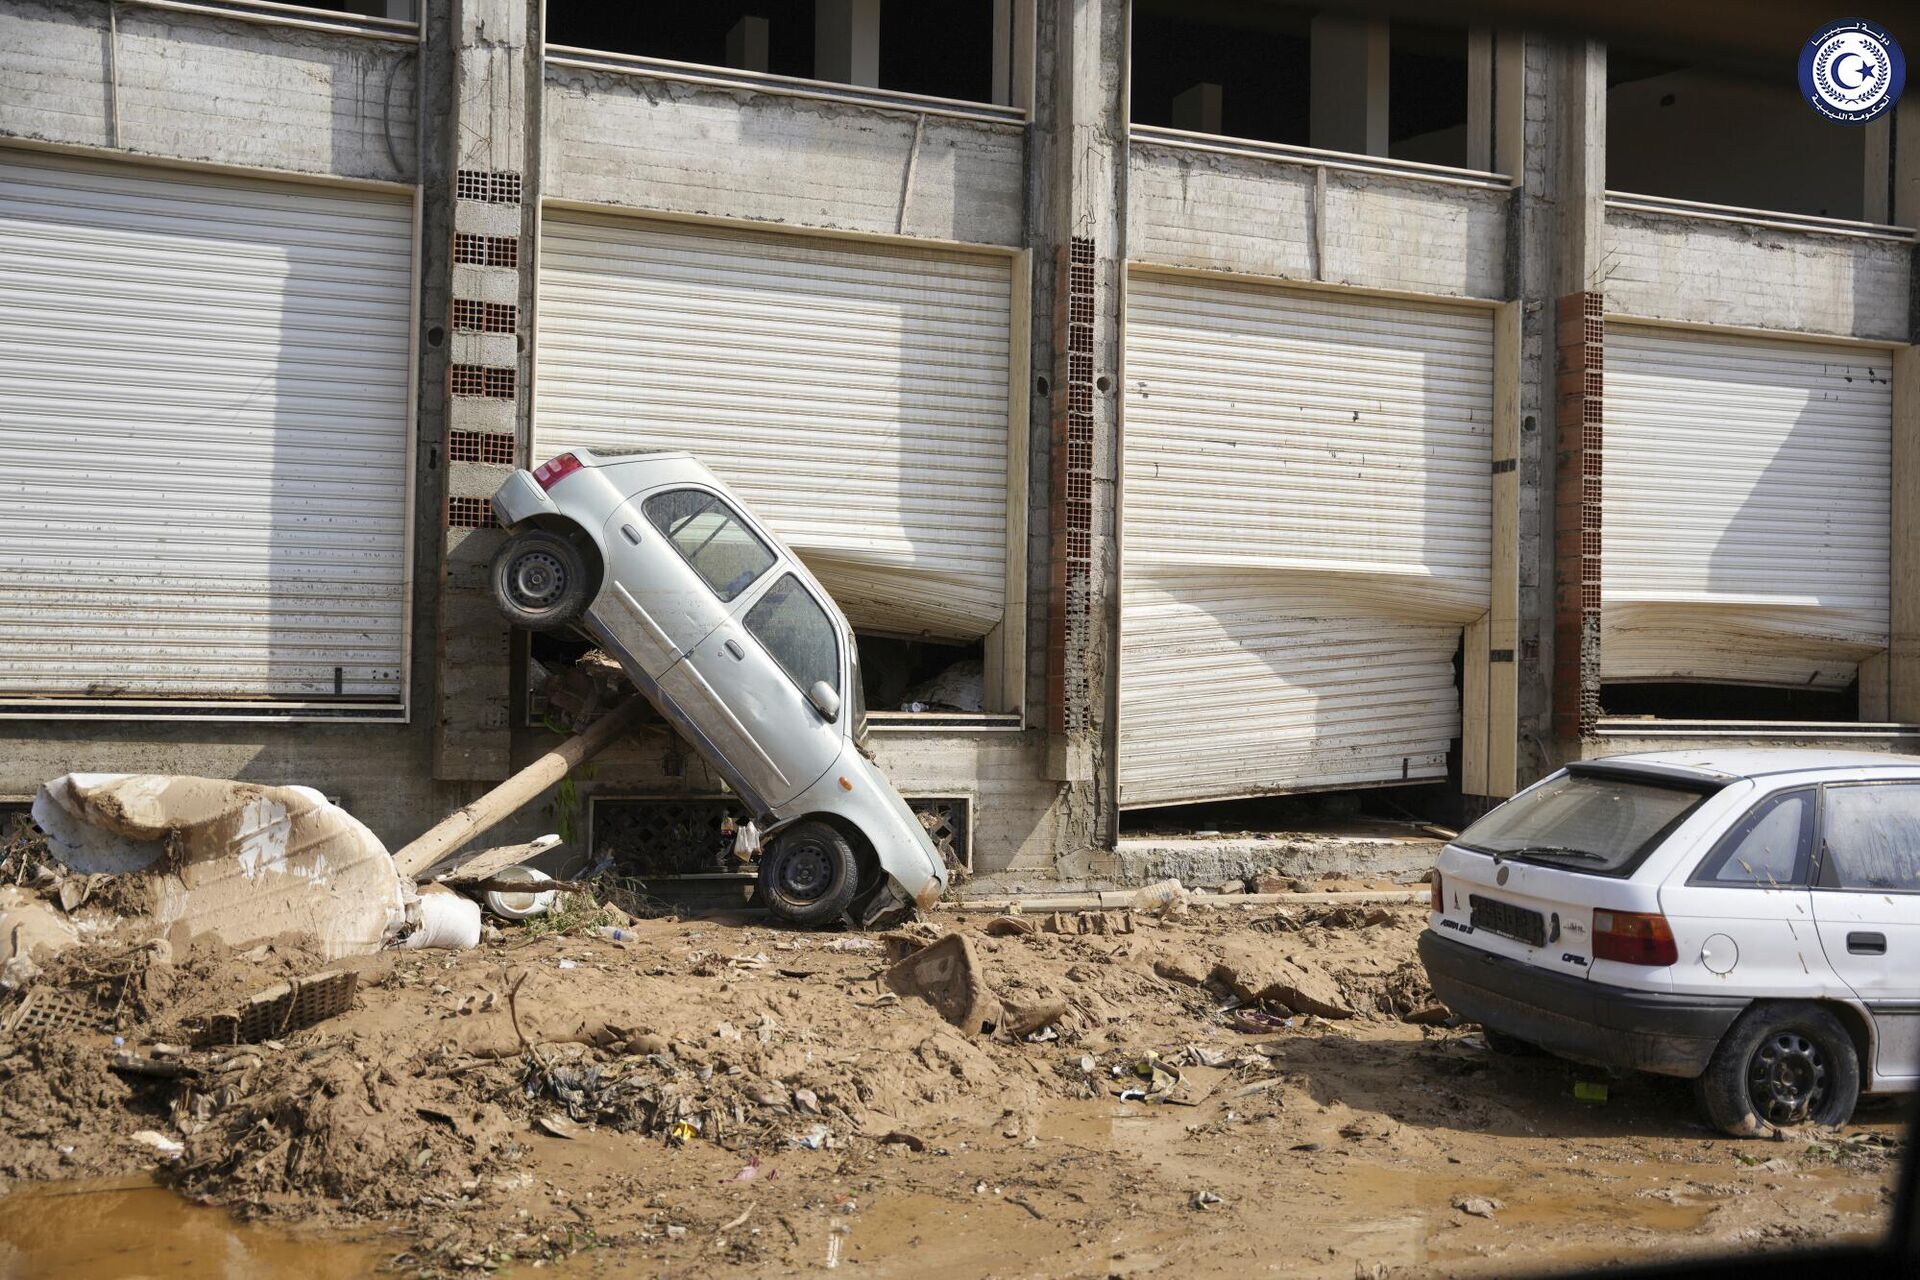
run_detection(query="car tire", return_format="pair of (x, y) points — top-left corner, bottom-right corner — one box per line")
(491, 530), (593, 632)
(758, 821), (860, 928)
(1693, 1001), (1860, 1137)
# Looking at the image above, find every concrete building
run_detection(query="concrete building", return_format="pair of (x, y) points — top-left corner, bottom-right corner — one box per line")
(2, 0), (1916, 884)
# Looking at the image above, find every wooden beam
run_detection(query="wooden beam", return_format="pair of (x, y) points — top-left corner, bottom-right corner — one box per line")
(394, 698), (649, 879)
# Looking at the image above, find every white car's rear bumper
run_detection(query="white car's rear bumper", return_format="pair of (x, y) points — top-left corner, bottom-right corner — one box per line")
(492, 469), (557, 529)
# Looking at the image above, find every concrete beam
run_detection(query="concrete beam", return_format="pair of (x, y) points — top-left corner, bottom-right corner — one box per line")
(1310, 15), (1387, 156)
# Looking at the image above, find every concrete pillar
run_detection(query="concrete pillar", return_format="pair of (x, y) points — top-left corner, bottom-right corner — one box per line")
(1893, 95), (1920, 230)
(1494, 33), (1605, 783)
(993, 0), (1034, 110)
(1310, 15), (1387, 155)
(1892, 348), (1920, 721)
(726, 16), (770, 74)
(430, 0), (543, 781)
(815, 0), (880, 87)
(1499, 35), (1606, 767)
(1172, 82), (1222, 134)
(345, 0), (417, 20)
(1466, 27), (1493, 171)
(1032, 0), (1126, 859)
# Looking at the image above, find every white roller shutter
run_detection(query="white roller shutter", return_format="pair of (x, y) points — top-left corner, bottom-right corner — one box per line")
(1121, 271), (1493, 807)
(0, 150), (414, 706)
(1603, 326), (1891, 689)
(536, 212), (1012, 641)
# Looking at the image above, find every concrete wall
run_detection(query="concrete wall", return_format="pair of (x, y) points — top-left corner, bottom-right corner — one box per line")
(475, 720), (1065, 879)
(0, 0), (452, 851)
(1603, 208), (1912, 342)
(0, 0), (417, 185)
(1127, 139), (1508, 300)
(543, 64), (1026, 248)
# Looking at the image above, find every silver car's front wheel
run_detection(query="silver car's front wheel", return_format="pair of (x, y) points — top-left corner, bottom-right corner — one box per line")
(758, 821), (860, 927)
(490, 529), (594, 632)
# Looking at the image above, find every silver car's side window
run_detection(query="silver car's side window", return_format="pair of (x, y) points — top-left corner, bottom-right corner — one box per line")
(643, 489), (777, 603)
(744, 573), (838, 698)
(1690, 789), (1814, 888)
(1818, 783), (1920, 893)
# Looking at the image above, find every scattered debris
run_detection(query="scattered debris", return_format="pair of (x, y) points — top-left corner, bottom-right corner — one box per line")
(1453, 1194), (1504, 1219)
(31, 774), (407, 960)
(881, 934), (999, 1035)
(129, 1130), (184, 1161)
(194, 970), (358, 1047)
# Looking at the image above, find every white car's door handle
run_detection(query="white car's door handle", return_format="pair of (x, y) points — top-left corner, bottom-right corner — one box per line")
(723, 639), (745, 661)
(1849, 931), (1887, 956)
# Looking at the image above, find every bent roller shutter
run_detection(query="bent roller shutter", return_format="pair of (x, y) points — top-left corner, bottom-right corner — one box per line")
(0, 150), (414, 705)
(1121, 270), (1493, 808)
(535, 211), (1012, 641)
(1602, 326), (1891, 689)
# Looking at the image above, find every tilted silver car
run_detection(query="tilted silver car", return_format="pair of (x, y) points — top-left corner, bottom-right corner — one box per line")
(488, 449), (949, 926)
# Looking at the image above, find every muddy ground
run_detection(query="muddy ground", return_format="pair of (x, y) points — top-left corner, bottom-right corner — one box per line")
(0, 899), (1903, 1278)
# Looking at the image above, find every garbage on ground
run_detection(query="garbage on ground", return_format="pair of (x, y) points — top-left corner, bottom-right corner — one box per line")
(1131, 879), (1189, 916)
(193, 969), (359, 1046)
(482, 865), (557, 921)
(1190, 1189), (1224, 1210)
(29, 773), (408, 961)
(402, 891), (483, 951)
(1043, 910), (1133, 936)
(882, 934), (1000, 1035)
(1453, 1194), (1504, 1218)
(129, 1130), (185, 1160)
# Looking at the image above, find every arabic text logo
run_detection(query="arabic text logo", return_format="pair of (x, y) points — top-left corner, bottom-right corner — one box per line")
(1799, 18), (1905, 124)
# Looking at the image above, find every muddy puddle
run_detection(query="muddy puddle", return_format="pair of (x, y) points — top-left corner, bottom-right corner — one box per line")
(0, 1179), (385, 1279)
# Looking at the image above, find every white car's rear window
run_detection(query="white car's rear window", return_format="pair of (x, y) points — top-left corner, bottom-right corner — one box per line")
(1457, 769), (1715, 876)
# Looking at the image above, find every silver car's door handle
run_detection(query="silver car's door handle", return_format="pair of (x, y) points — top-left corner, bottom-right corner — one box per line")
(621, 524), (641, 545)
(723, 639), (744, 661)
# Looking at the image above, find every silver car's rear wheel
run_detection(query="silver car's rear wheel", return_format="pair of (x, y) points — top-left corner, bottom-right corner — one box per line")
(490, 529), (593, 632)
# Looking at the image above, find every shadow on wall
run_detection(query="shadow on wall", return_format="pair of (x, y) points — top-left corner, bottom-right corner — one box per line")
(1602, 331), (1891, 697)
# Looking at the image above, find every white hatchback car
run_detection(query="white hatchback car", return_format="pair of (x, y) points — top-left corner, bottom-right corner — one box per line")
(488, 449), (949, 928)
(1421, 749), (1920, 1135)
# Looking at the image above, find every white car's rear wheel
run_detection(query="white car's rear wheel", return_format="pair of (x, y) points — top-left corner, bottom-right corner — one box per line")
(491, 530), (593, 632)
(1694, 1002), (1860, 1137)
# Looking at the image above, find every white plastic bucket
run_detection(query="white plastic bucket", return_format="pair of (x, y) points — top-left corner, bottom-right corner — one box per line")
(484, 865), (557, 921)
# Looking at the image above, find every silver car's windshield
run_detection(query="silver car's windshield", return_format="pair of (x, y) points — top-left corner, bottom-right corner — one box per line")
(848, 636), (868, 742)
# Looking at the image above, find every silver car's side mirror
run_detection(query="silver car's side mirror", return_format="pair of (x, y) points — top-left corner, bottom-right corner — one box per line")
(808, 680), (841, 722)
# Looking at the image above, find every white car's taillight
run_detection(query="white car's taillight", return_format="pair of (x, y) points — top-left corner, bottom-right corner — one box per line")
(533, 453), (582, 490)
(1592, 909), (1678, 967)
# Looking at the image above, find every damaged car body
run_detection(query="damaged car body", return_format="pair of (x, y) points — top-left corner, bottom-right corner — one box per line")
(1421, 749), (1920, 1137)
(488, 449), (949, 927)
